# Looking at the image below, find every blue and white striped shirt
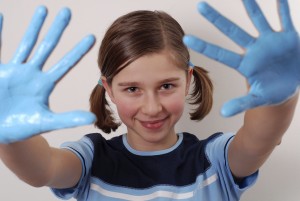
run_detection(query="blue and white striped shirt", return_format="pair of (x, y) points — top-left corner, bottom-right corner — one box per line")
(52, 132), (257, 201)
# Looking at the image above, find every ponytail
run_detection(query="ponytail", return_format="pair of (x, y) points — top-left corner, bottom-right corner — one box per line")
(89, 85), (120, 133)
(188, 66), (213, 120)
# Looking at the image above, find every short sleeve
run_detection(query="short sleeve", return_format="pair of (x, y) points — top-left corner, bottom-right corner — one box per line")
(51, 136), (94, 200)
(205, 133), (258, 198)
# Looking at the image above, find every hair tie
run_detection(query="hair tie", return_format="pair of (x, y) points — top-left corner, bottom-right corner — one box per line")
(98, 79), (103, 86)
(188, 61), (195, 69)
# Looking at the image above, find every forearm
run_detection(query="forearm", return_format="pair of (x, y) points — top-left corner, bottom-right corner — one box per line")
(0, 136), (55, 187)
(241, 92), (298, 153)
(0, 135), (83, 188)
(229, 93), (299, 177)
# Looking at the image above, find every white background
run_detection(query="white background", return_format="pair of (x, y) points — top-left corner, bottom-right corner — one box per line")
(0, 0), (299, 200)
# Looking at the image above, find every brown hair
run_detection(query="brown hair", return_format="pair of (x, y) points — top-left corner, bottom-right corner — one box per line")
(90, 10), (213, 133)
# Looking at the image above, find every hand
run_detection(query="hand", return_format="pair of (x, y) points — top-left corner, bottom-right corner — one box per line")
(184, 0), (300, 117)
(0, 6), (96, 144)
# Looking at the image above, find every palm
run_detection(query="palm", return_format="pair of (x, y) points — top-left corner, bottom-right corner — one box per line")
(239, 31), (300, 104)
(0, 6), (96, 143)
(0, 63), (54, 139)
(184, 0), (300, 116)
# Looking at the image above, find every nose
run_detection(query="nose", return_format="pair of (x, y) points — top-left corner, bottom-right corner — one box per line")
(141, 93), (162, 117)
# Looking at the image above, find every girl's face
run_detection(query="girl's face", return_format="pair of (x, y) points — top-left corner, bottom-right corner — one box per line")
(103, 51), (192, 151)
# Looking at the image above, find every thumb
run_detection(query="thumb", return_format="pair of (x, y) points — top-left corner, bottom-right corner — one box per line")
(41, 111), (96, 132)
(221, 94), (265, 117)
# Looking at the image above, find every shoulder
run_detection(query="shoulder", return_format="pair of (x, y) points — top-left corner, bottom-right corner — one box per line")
(180, 132), (235, 166)
(201, 132), (236, 172)
(84, 133), (127, 165)
(204, 132), (235, 153)
(175, 132), (230, 172)
(85, 133), (124, 149)
(181, 131), (231, 150)
(60, 133), (125, 165)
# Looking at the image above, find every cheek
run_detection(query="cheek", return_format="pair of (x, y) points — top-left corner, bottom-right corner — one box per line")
(164, 94), (186, 117)
(114, 98), (138, 121)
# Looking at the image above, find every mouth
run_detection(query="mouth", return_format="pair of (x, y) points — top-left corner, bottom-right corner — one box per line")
(139, 117), (168, 130)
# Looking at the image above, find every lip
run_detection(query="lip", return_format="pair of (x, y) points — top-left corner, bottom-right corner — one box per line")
(139, 117), (168, 130)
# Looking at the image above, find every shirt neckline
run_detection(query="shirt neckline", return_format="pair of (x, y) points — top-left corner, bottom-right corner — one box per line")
(122, 133), (183, 156)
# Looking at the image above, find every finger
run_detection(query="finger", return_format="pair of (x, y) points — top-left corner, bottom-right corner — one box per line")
(183, 35), (242, 69)
(29, 7), (71, 68)
(46, 35), (95, 82)
(41, 111), (96, 132)
(10, 6), (47, 64)
(198, 2), (255, 48)
(0, 13), (3, 63)
(221, 94), (265, 117)
(242, 0), (273, 33)
(278, 0), (295, 31)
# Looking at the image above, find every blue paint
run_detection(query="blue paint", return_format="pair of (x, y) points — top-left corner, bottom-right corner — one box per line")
(0, 6), (96, 144)
(184, 0), (300, 117)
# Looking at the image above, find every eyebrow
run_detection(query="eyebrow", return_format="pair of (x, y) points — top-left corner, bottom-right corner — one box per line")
(118, 82), (140, 87)
(117, 77), (181, 87)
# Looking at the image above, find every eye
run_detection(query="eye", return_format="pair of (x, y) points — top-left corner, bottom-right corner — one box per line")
(126, 87), (138, 93)
(161, 83), (174, 90)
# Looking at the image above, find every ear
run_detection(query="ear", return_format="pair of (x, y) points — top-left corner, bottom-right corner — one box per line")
(101, 76), (116, 104)
(185, 68), (193, 96)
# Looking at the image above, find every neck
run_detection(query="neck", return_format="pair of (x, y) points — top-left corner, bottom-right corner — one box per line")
(126, 129), (178, 152)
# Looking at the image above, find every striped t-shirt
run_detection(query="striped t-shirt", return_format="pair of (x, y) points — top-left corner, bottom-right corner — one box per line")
(52, 132), (257, 201)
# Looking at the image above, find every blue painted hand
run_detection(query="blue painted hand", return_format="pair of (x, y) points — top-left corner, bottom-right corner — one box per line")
(0, 6), (96, 144)
(184, 0), (300, 117)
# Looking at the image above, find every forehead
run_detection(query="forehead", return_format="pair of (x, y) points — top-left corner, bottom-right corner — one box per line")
(112, 52), (186, 84)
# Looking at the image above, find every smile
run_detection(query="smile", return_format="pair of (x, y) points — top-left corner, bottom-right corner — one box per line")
(139, 117), (168, 130)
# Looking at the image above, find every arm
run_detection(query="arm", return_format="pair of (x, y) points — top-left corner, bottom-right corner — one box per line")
(184, 0), (300, 178)
(0, 136), (82, 188)
(0, 6), (95, 187)
(229, 93), (298, 178)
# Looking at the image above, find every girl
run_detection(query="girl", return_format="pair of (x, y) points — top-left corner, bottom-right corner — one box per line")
(0, 0), (299, 201)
